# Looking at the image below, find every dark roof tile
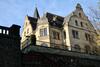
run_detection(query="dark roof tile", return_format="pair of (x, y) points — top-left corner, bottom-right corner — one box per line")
(27, 16), (37, 30)
(45, 12), (64, 28)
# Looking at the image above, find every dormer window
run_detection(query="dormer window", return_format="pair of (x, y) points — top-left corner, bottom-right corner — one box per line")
(53, 16), (57, 21)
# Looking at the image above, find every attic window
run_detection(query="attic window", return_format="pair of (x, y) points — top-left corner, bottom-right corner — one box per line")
(53, 16), (57, 21)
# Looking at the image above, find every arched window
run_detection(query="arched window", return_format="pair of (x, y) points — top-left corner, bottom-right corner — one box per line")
(79, 13), (82, 17)
(74, 44), (81, 52)
(80, 22), (83, 27)
(75, 20), (78, 26)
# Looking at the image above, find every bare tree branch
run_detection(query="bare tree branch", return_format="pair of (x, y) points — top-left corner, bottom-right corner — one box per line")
(88, 1), (100, 32)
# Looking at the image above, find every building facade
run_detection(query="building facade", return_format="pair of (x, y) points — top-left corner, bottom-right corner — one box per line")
(21, 4), (98, 54)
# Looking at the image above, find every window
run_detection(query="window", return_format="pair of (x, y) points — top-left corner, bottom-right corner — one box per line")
(85, 33), (90, 41)
(52, 31), (60, 40)
(44, 28), (47, 36)
(40, 28), (47, 36)
(75, 20), (78, 26)
(80, 22), (83, 27)
(72, 30), (79, 39)
(40, 29), (43, 36)
(79, 13), (82, 17)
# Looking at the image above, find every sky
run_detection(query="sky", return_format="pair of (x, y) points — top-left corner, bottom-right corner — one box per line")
(0, 0), (98, 33)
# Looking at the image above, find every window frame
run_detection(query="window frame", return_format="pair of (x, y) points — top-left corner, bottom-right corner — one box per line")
(80, 22), (83, 27)
(72, 30), (79, 39)
(85, 33), (91, 41)
(75, 20), (78, 26)
(40, 28), (47, 36)
(52, 31), (60, 40)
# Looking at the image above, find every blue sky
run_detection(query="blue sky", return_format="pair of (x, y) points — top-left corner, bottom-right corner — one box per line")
(0, 0), (98, 32)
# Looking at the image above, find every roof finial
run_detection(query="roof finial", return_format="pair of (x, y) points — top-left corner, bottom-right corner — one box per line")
(76, 3), (83, 10)
(33, 0), (40, 18)
(34, 7), (40, 18)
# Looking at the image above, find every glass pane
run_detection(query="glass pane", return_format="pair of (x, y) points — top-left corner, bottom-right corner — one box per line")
(44, 28), (47, 36)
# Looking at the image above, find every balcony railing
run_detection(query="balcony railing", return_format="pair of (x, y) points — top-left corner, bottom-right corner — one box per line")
(21, 37), (98, 56)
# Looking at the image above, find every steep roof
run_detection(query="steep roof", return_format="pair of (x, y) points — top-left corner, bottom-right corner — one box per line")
(64, 12), (73, 22)
(33, 7), (40, 18)
(27, 16), (37, 30)
(45, 12), (64, 28)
